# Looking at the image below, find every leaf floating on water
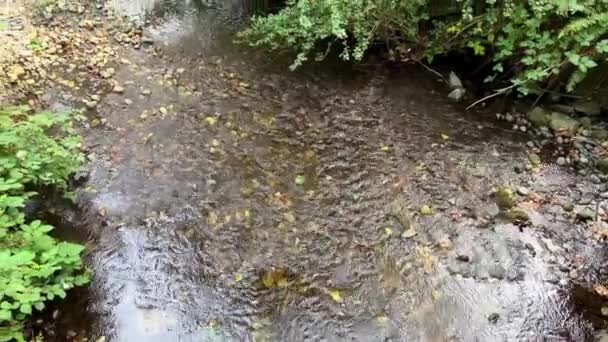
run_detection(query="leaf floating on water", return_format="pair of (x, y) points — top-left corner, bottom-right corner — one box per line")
(295, 175), (306, 186)
(234, 273), (243, 282)
(384, 227), (393, 237)
(95, 337), (106, 342)
(380, 144), (390, 152)
(329, 289), (343, 303)
(205, 116), (217, 125)
(441, 133), (450, 140)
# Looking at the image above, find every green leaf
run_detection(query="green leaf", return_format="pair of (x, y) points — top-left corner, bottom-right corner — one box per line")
(18, 304), (31, 315)
(295, 175), (306, 186)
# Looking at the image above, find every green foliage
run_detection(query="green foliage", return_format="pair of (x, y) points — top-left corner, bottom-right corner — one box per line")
(241, 0), (608, 94)
(0, 106), (89, 341)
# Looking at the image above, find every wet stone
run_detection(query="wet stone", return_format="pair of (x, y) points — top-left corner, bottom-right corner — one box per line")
(576, 207), (595, 221)
(517, 187), (530, 196)
(488, 264), (506, 280)
(557, 157), (566, 166)
(562, 202), (574, 212)
(488, 313), (500, 324)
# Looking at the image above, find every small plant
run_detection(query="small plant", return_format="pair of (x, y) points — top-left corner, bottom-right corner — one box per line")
(0, 106), (89, 341)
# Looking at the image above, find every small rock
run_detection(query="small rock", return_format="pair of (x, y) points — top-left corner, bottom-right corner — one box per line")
(569, 270), (578, 279)
(558, 265), (569, 272)
(600, 192), (608, 200)
(526, 141), (535, 148)
(505, 113), (514, 122)
(517, 187), (530, 196)
(562, 202), (574, 212)
(101, 67), (115, 79)
(520, 126), (527, 132)
(488, 264), (506, 280)
(528, 153), (541, 166)
(124, 98), (133, 105)
(141, 88), (151, 96)
(495, 187), (514, 210)
(448, 88), (466, 101)
(507, 209), (530, 224)
(556, 136), (564, 144)
(401, 228), (417, 239)
(448, 71), (463, 89)
(602, 307), (608, 317)
(67, 330), (77, 338)
(556, 157), (566, 166)
(85, 100), (98, 109)
(488, 313), (500, 324)
(576, 207), (595, 221)
(142, 36), (154, 44)
(113, 85), (125, 93)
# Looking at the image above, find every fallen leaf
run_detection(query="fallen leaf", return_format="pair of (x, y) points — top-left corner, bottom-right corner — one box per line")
(234, 274), (243, 282)
(441, 133), (450, 140)
(380, 144), (390, 152)
(329, 289), (342, 303)
(420, 205), (433, 216)
(205, 116), (217, 125)
(295, 175), (306, 186)
(384, 227), (393, 236)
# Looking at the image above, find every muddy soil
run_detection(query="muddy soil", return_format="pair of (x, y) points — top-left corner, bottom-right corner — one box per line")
(9, 1), (608, 341)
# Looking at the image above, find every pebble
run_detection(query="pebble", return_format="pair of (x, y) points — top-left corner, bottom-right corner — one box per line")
(600, 192), (608, 199)
(519, 126), (527, 132)
(576, 207), (595, 220)
(528, 153), (541, 166)
(526, 141), (535, 148)
(556, 157), (566, 166)
(113, 85), (125, 93)
(562, 202), (574, 212)
(85, 100), (98, 109)
(488, 264), (506, 279)
(141, 88), (152, 95)
(579, 156), (589, 164)
(517, 187), (530, 196)
(558, 265), (569, 272)
(556, 136), (564, 144)
(505, 113), (514, 122)
(591, 174), (602, 184)
(124, 98), (133, 105)
(488, 313), (500, 324)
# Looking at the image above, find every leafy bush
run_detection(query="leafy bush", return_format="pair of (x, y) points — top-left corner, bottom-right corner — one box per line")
(0, 106), (89, 342)
(241, 0), (608, 95)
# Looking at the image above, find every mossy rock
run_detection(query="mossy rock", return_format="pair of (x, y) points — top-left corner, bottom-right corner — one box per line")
(496, 187), (514, 210)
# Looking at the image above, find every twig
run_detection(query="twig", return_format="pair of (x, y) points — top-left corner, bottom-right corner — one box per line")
(415, 58), (448, 84)
(466, 84), (516, 110)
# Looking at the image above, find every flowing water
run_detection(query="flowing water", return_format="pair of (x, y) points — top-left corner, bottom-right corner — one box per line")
(40, 1), (608, 341)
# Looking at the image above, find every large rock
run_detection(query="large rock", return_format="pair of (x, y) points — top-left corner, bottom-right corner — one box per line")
(549, 112), (579, 131)
(598, 158), (608, 174)
(528, 107), (551, 127)
(573, 100), (601, 116)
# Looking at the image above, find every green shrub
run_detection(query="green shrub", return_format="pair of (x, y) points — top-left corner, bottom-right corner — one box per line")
(0, 106), (89, 342)
(241, 0), (608, 95)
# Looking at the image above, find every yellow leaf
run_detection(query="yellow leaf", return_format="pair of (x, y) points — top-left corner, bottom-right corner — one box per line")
(380, 144), (390, 152)
(205, 116), (217, 125)
(234, 274), (243, 282)
(329, 289), (342, 303)
(384, 227), (393, 236)
(441, 134), (449, 140)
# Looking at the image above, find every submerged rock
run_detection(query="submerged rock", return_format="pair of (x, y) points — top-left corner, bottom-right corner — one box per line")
(549, 112), (579, 132)
(573, 100), (601, 116)
(528, 107), (551, 127)
(496, 187), (514, 210)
